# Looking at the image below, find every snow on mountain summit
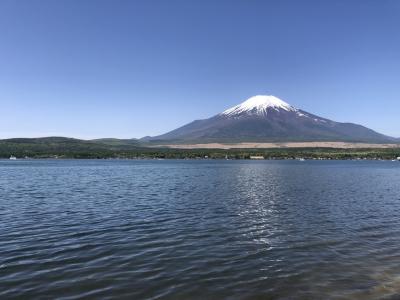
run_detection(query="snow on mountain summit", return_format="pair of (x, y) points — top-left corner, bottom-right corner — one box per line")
(221, 95), (297, 117)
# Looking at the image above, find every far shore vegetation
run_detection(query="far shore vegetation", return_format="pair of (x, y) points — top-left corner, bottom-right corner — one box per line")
(1, 137), (400, 160)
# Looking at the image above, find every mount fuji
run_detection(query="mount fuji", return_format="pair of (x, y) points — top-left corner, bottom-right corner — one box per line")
(144, 95), (396, 144)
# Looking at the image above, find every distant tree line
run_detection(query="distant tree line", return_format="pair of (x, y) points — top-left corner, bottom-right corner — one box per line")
(1, 138), (399, 160)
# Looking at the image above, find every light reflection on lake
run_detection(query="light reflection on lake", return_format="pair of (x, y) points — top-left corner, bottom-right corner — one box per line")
(1, 159), (400, 299)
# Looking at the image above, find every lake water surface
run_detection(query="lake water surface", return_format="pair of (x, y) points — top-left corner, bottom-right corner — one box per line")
(1, 159), (400, 299)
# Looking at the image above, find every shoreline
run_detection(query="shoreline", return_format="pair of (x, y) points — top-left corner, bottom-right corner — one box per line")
(2, 157), (400, 162)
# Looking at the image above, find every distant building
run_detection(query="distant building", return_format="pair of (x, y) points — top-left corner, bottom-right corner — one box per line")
(250, 156), (264, 160)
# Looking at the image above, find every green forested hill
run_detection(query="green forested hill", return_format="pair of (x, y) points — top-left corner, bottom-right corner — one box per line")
(0, 137), (141, 158)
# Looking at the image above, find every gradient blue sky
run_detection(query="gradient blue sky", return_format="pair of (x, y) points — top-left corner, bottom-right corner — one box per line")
(1, 0), (399, 139)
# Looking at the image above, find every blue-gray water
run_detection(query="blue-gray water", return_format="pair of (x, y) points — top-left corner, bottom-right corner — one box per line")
(1, 159), (400, 299)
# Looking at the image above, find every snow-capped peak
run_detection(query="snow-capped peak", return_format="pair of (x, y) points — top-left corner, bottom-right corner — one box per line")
(221, 95), (297, 117)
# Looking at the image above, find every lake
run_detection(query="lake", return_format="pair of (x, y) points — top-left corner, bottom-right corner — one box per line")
(1, 159), (400, 299)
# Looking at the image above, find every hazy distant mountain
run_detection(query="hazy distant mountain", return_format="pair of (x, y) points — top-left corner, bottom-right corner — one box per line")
(91, 138), (139, 146)
(145, 95), (396, 144)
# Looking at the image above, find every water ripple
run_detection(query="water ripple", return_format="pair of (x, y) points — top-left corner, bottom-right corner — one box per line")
(1, 160), (400, 299)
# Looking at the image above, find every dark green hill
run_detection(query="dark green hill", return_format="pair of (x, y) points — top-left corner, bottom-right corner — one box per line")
(0, 137), (143, 158)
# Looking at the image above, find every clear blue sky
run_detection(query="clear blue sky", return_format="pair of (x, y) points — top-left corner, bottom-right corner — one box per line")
(1, 0), (399, 139)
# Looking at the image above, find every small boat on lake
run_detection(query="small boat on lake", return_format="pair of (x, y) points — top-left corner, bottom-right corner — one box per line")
(9, 155), (17, 160)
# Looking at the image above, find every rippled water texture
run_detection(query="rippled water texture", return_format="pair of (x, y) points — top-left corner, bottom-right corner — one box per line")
(1, 160), (400, 299)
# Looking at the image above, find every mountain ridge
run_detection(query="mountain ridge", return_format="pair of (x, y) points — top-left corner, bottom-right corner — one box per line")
(144, 95), (397, 144)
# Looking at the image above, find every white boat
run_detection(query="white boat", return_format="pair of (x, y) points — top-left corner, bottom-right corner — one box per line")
(298, 158), (306, 161)
(9, 155), (17, 160)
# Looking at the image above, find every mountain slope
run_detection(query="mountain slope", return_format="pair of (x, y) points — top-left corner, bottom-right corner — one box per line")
(145, 95), (396, 144)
